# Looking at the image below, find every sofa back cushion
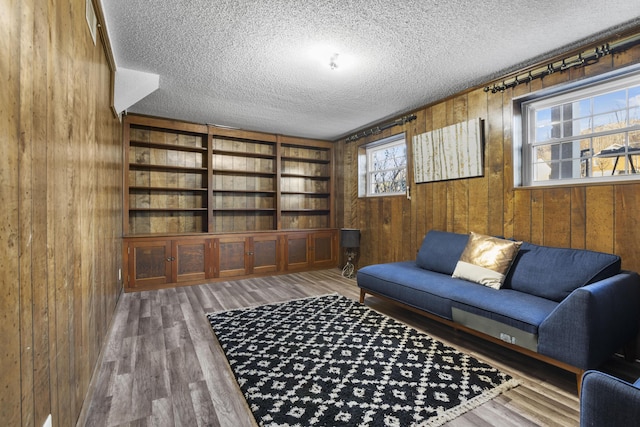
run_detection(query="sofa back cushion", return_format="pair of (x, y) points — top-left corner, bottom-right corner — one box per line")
(416, 230), (469, 275)
(504, 242), (621, 302)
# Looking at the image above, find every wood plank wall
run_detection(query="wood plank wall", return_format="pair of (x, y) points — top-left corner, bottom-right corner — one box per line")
(1, 0), (122, 426)
(337, 44), (640, 274)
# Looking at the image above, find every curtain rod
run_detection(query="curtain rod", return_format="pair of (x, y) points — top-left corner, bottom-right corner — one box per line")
(484, 32), (640, 94)
(345, 114), (417, 143)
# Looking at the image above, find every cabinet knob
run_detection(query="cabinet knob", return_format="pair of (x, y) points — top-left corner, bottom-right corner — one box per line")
(246, 251), (254, 256)
(166, 257), (176, 262)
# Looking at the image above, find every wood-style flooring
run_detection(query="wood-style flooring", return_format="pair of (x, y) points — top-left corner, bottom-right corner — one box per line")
(77, 269), (640, 426)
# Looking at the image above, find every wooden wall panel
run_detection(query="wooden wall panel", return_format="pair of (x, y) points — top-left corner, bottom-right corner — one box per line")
(615, 185), (640, 271)
(431, 103), (449, 232)
(410, 109), (428, 250)
(486, 90), (505, 238)
(33, 0), (54, 423)
(570, 187), (586, 249)
(467, 89), (490, 235)
(501, 87), (515, 239)
(529, 189), (545, 245)
(452, 96), (469, 234)
(2, 0), (123, 426)
(1, 0), (22, 424)
(418, 108), (434, 240)
(542, 188), (571, 248)
(337, 34), (640, 279)
(586, 186), (615, 254)
(513, 189), (532, 242)
(17, 1), (34, 423)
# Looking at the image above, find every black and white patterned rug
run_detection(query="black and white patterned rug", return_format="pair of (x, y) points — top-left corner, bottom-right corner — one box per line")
(206, 294), (519, 427)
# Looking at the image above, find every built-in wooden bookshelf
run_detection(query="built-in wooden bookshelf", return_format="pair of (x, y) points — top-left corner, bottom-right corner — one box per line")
(280, 137), (333, 229)
(122, 114), (338, 291)
(211, 131), (278, 232)
(125, 116), (210, 235)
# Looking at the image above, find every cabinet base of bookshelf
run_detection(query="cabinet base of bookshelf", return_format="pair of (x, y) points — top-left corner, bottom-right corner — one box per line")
(123, 229), (339, 292)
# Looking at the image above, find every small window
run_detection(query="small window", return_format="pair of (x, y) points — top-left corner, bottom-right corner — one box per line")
(516, 68), (640, 187)
(358, 134), (407, 197)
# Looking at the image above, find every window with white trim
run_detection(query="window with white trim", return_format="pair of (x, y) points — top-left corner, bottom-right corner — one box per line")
(358, 133), (407, 197)
(517, 68), (640, 187)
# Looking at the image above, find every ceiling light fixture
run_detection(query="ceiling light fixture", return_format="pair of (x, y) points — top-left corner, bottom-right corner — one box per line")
(329, 53), (339, 70)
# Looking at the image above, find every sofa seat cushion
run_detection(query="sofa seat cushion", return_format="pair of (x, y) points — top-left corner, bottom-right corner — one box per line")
(450, 288), (558, 334)
(504, 242), (621, 302)
(357, 261), (480, 320)
(415, 230), (469, 275)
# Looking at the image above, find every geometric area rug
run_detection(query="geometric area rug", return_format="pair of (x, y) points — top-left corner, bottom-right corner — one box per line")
(206, 294), (519, 427)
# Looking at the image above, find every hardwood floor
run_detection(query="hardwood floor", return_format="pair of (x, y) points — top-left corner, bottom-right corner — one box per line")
(78, 269), (640, 426)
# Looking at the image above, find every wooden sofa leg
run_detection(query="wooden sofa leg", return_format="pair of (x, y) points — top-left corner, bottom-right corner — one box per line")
(359, 289), (366, 304)
(577, 370), (585, 396)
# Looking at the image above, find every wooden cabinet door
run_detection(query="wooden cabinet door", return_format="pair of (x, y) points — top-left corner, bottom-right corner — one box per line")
(284, 233), (310, 271)
(252, 235), (279, 275)
(310, 230), (337, 268)
(173, 238), (211, 283)
(215, 236), (250, 278)
(127, 240), (172, 288)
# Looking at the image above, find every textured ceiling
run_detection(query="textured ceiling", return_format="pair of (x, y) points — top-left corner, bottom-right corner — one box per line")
(101, 0), (640, 140)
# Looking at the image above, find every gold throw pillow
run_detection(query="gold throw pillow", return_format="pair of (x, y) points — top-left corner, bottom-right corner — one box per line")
(452, 232), (522, 289)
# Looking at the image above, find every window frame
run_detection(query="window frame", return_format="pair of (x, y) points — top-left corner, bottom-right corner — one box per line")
(514, 64), (640, 188)
(358, 133), (408, 198)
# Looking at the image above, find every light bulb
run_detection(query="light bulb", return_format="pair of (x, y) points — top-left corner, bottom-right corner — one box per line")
(329, 53), (339, 70)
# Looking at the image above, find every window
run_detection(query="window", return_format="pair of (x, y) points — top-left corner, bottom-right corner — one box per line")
(516, 68), (640, 186)
(358, 133), (407, 197)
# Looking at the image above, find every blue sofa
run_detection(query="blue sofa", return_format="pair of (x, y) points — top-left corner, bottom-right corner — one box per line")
(357, 230), (640, 390)
(580, 370), (640, 426)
